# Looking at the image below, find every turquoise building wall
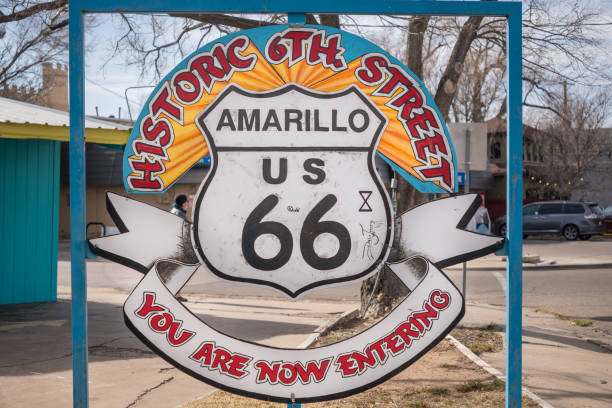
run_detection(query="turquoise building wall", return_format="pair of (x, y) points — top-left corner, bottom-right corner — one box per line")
(0, 138), (60, 304)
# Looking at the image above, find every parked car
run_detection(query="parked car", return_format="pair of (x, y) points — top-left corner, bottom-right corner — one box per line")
(492, 201), (606, 240)
(604, 206), (612, 234)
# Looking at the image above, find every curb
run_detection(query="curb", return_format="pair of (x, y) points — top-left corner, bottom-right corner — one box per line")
(298, 307), (360, 349)
(446, 262), (612, 271)
(585, 338), (612, 353)
(446, 335), (555, 408)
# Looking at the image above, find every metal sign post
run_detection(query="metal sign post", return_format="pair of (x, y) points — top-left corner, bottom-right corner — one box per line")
(506, 10), (524, 407)
(462, 127), (471, 296)
(68, 7), (88, 407)
(68, 1), (523, 407)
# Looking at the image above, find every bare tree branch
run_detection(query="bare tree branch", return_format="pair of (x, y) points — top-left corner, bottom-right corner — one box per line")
(0, 0), (66, 23)
(170, 13), (274, 30)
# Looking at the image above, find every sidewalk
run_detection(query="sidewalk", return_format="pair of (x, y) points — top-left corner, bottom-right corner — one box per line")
(460, 302), (612, 408)
(448, 238), (612, 270)
(0, 287), (356, 408)
(3, 238), (610, 407)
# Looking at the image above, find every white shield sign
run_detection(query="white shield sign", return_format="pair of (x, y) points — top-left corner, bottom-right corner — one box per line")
(192, 83), (393, 297)
(91, 25), (507, 403)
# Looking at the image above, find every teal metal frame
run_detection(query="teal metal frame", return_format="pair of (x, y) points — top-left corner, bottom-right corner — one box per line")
(68, 1), (523, 407)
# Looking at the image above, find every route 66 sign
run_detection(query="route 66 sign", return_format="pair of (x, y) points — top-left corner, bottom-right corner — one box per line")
(193, 84), (392, 297)
(90, 24), (504, 403)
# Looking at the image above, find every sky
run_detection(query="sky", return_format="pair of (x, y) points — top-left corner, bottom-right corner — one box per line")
(81, 6), (612, 124)
(83, 14), (388, 121)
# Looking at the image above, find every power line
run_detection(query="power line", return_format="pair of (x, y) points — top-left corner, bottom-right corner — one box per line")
(85, 77), (142, 105)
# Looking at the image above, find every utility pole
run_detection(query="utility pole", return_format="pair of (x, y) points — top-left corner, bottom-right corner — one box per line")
(462, 127), (471, 296)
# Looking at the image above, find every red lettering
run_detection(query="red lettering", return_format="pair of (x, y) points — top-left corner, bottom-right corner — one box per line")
(413, 303), (439, 329)
(354, 53), (453, 191)
(420, 158), (452, 188)
(129, 159), (163, 190)
(212, 45), (231, 74)
(369, 339), (387, 363)
(378, 66), (412, 95)
(350, 349), (377, 373)
(133, 141), (165, 157)
(406, 109), (438, 140)
(172, 71), (201, 104)
(414, 131), (448, 161)
(390, 86), (424, 121)
(395, 321), (420, 346)
(141, 117), (172, 146)
(192, 343), (249, 378)
(227, 38), (255, 68)
(150, 85), (181, 122)
(430, 290), (451, 310)
(228, 354), (250, 378)
(409, 316), (424, 333)
(191, 342), (214, 366)
(267, 35), (287, 62)
(266, 29), (345, 70)
(150, 312), (173, 332)
(357, 55), (387, 84)
(308, 33), (343, 68)
(255, 361), (280, 383)
(284, 30), (312, 60)
(383, 333), (404, 354)
(185, 36), (255, 96)
(211, 348), (232, 373)
(190, 55), (219, 88)
(295, 359), (330, 383)
(335, 354), (357, 377)
(167, 321), (194, 346)
(278, 363), (297, 385)
(135, 292), (164, 318)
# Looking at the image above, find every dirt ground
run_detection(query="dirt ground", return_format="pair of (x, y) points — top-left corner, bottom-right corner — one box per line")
(186, 317), (539, 408)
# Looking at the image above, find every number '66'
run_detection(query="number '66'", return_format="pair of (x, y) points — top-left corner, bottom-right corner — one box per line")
(241, 194), (351, 271)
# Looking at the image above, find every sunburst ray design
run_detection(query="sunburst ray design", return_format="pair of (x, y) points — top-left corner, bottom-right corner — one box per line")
(127, 33), (452, 193)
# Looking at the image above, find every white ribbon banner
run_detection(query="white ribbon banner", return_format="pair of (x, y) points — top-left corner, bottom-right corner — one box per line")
(90, 192), (503, 403)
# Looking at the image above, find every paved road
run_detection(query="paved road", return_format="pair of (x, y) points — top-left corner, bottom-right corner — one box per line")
(57, 238), (612, 407)
(60, 239), (612, 328)
(443, 239), (612, 408)
(58, 240), (364, 302)
(446, 266), (612, 336)
(2, 284), (355, 408)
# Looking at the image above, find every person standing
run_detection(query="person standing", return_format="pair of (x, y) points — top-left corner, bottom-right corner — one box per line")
(474, 203), (491, 234)
(170, 194), (189, 302)
(170, 194), (189, 221)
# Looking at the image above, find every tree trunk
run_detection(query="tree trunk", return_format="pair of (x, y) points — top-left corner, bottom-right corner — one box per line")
(405, 16), (430, 80)
(319, 15), (340, 28)
(359, 16), (431, 317)
(360, 15), (485, 317)
(434, 16), (484, 121)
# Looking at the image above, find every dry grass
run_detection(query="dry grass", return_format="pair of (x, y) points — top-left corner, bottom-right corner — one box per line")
(185, 377), (539, 408)
(451, 325), (504, 356)
(185, 318), (539, 408)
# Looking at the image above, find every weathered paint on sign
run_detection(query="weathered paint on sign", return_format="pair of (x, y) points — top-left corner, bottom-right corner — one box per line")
(193, 84), (392, 297)
(91, 192), (502, 402)
(89, 23), (505, 403)
(123, 25), (457, 194)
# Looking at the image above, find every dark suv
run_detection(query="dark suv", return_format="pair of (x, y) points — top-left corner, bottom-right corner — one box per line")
(493, 201), (606, 240)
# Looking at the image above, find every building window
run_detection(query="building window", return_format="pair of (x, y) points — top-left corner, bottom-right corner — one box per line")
(490, 140), (502, 160)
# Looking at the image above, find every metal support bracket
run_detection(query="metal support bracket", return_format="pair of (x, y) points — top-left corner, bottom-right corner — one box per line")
(288, 12), (307, 25)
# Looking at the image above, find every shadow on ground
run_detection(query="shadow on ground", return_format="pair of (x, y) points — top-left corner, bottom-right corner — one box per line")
(0, 298), (317, 377)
